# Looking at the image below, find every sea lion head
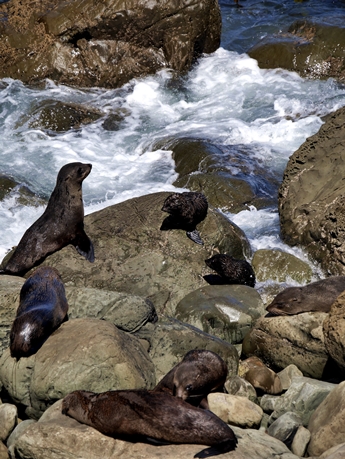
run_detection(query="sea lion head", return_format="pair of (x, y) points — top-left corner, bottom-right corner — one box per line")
(62, 390), (94, 423)
(161, 193), (185, 215)
(57, 162), (92, 187)
(266, 286), (304, 316)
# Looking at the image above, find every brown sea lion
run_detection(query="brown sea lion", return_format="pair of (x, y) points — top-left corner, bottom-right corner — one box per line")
(205, 253), (256, 287)
(1, 162), (94, 276)
(10, 266), (69, 359)
(266, 276), (345, 316)
(160, 191), (208, 245)
(153, 349), (227, 409)
(62, 389), (238, 452)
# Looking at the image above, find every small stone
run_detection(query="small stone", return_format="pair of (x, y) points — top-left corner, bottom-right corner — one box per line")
(278, 365), (303, 391)
(0, 404), (17, 442)
(291, 425), (311, 457)
(267, 411), (303, 443)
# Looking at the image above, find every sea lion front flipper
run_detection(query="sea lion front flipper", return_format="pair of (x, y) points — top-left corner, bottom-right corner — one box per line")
(73, 231), (95, 262)
(186, 230), (204, 245)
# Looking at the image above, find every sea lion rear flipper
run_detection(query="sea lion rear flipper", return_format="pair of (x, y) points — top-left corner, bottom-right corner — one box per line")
(186, 230), (204, 245)
(73, 232), (95, 263)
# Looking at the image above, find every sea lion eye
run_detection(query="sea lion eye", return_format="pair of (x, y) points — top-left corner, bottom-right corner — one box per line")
(185, 384), (193, 392)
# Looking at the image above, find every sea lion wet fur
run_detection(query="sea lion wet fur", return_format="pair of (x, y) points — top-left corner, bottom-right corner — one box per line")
(62, 389), (237, 452)
(10, 266), (69, 359)
(2, 162), (94, 276)
(153, 349), (227, 409)
(205, 253), (256, 287)
(160, 191), (208, 245)
(266, 276), (345, 316)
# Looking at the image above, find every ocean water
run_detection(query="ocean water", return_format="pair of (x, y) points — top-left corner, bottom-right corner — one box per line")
(1, 0), (345, 280)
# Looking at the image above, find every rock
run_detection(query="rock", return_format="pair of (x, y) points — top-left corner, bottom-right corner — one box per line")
(175, 284), (265, 344)
(248, 20), (345, 82)
(39, 192), (252, 315)
(0, 318), (155, 419)
(6, 420), (36, 458)
(309, 443), (345, 459)
(267, 376), (336, 426)
(0, 404), (17, 442)
(0, 0), (221, 87)
(323, 290), (345, 374)
(251, 249), (313, 284)
(0, 442), (9, 459)
(135, 317), (239, 383)
(267, 411), (302, 444)
(242, 312), (328, 378)
(10, 400), (300, 459)
(277, 365), (303, 391)
(308, 381), (345, 456)
(279, 106), (345, 274)
(225, 375), (258, 403)
(291, 425), (311, 457)
(208, 392), (263, 428)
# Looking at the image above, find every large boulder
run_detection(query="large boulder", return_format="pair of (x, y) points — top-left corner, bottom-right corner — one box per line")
(39, 192), (252, 315)
(279, 107), (345, 274)
(0, 318), (155, 419)
(0, 0), (221, 87)
(323, 290), (345, 374)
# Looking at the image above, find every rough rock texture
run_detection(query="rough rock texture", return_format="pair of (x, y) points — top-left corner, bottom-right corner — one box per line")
(249, 20), (345, 82)
(0, 404), (17, 442)
(175, 284), (264, 344)
(309, 443), (345, 459)
(0, 0), (221, 87)
(10, 399), (300, 459)
(267, 411), (302, 443)
(242, 312), (328, 378)
(278, 107), (345, 274)
(0, 318), (155, 419)
(308, 381), (345, 456)
(134, 317), (239, 382)
(0, 442), (9, 459)
(323, 290), (345, 373)
(252, 249), (313, 284)
(39, 192), (251, 316)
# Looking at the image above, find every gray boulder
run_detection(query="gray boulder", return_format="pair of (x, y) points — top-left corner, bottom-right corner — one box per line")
(0, 0), (221, 87)
(0, 318), (155, 419)
(175, 284), (264, 344)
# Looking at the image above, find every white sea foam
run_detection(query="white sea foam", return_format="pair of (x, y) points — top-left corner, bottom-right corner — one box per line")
(1, 49), (345, 264)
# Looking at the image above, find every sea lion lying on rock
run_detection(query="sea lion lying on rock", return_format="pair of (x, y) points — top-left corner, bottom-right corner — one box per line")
(160, 191), (208, 245)
(10, 266), (69, 359)
(266, 276), (345, 316)
(205, 253), (256, 287)
(62, 389), (238, 452)
(153, 349), (227, 409)
(1, 162), (94, 276)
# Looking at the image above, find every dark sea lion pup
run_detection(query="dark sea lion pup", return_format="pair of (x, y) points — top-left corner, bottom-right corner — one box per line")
(160, 191), (208, 245)
(10, 266), (69, 359)
(266, 276), (345, 316)
(1, 162), (94, 276)
(205, 253), (256, 287)
(62, 389), (238, 452)
(153, 349), (227, 409)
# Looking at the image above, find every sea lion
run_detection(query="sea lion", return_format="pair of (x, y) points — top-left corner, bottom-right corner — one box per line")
(1, 162), (94, 276)
(153, 349), (227, 409)
(266, 276), (345, 316)
(62, 389), (237, 452)
(10, 266), (69, 359)
(205, 253), (256, 287)
(160, 191), (208, 245)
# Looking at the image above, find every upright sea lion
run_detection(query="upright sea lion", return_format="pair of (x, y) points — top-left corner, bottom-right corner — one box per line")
(62, 389), (237, 452)
(160, 191), (208, 245)
(205, 253), (256, 287)
(10, 266), (69, 359)
(1, 162), (94, 276)
(153, 349), (227, 409)
(266, 276), (345, 316)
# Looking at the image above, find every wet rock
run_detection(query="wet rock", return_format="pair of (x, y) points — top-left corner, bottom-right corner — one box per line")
(175, 284), (264, 344)
(134, 317), (239, 383)
(267, 411), (302, 444)
(252, 249), (313, 284)
(242, 312), (328, 378)
(249, 20), (345, 82)
(40, 192), (252, 316)
(267, 376), (336, 426)
(0, 175), (46, 207)
(208, 392), (263, 428)
(0, 318), (155, 419)
(279, 106), (345, 274)
(0, 0), (221, 88)
(0, 404), (17, 442)
(308, 381), (345, 456)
